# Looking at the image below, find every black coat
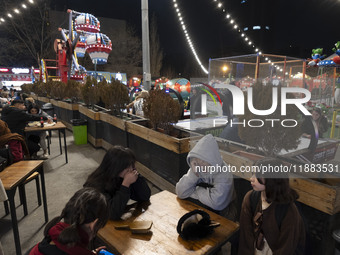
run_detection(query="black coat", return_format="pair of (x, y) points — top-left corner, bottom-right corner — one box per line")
(84, 176), (151, 220)
(1, 106), (46, 136)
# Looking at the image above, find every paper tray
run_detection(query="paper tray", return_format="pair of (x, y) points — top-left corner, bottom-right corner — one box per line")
(113, 221), (153, 234)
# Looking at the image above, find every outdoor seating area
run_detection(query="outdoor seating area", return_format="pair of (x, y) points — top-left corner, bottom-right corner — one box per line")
(0, 101), (338, 254)
(1, 2), (340, 255)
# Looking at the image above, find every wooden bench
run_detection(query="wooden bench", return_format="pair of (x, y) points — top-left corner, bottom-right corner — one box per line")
(0, 160), (48, 255)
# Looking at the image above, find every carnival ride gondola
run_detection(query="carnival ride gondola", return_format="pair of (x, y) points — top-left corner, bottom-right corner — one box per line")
(40, 10), (112, 83)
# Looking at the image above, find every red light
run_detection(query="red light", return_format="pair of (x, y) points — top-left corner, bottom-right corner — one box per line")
(34, 69), (40, 74)
(0, 68), (9, 72)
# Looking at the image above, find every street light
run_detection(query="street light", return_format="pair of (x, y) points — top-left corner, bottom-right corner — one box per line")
(141, 0), (151, 90)
(222, 65), (228, 78)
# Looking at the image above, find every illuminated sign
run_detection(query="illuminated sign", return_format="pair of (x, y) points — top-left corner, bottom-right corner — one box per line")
(0, 68), (9, 72)
(12, 68), (30, 74)
(116, 73), (122, 81)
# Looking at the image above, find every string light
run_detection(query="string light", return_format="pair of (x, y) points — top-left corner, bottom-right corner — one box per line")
(210, 0), (288, 72)
(0, 0), (37, 25)
(172, 0), (208, 74)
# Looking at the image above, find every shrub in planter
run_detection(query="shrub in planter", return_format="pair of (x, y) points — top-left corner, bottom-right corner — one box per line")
(81, 76), (99, 107)
(96, 78), (108, 107)
(143, 89), (182, 134)
(238, 82), (301, 156)
(21, 83), (34, 94)
(65, 79), (82, 103)
(45, 79), (54, 98)
(101, 80), (130, 116)
(31, 81), (45, 96)
(50, 81), (67, 100)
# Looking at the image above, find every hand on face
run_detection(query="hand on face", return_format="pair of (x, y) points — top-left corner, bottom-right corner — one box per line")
(121, 166), (138, 187)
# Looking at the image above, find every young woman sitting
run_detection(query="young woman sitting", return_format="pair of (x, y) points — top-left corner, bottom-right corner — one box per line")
(84, 146), (151, 220)
(238, 158), (305, 255)
(29, 187), (109, 255)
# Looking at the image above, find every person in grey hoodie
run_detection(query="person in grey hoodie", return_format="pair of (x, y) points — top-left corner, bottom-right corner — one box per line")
(176, 134), (235, 218)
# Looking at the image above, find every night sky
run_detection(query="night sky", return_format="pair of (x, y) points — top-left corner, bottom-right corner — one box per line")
(50, 0), (340, 76)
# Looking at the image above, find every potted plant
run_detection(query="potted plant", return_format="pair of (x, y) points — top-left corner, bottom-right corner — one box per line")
(126, 90), (197, 185)
(96, 80), (132, 149)
(20, 83), (34, 95)
(78, 78), (108, 148)
(50, 80), (79, 129)
(238, 82), (301, 157)
(81, 76), (99, 109)
(31, 81), (45, 97)
(143, 89), (182, 134)
(64, 79), (82, 103)
(102, 79), (130, 117)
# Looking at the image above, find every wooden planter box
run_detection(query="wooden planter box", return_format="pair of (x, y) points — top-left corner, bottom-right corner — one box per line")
(37, 96), (50, 105)
(99, 112), (143, 150)
(30, 94), (38, 100)
(50, 99), (79, 129)
(79, 104), (102, 148)
(126, 119), (201, 185)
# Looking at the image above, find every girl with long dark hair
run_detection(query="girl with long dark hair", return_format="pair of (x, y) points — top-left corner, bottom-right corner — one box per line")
(29, 188), (109, 254)
(84, 146), (151, 220)
(238, 158), (305, 255)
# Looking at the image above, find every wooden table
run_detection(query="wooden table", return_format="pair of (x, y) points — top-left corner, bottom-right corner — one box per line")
(25, 122), (68, 163)
(98, 190), (239, 255)
(0, 160), (48, 255)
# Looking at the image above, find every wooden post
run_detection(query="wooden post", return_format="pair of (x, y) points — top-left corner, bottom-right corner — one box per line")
(283, 56), (287, 82)
(330, 110), (337, 138)
(333, 67), (337, 98)
(255, 54), (260, 81)
(302, 61), (306, 88)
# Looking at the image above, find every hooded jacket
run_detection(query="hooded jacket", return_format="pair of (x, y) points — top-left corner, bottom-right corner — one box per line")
(176, 134), (234, 211)
(29, 222), (93, 255)
(1, 106), (46, 136)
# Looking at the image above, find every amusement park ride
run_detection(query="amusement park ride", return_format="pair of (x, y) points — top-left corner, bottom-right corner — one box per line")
(40, 10), (112, 83)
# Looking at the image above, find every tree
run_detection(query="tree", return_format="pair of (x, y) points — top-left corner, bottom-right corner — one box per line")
(149, 13), (163, 78)
(162, 64), (176, 79)
(91, 24), (142, 77)
(0, 0), (55, 66)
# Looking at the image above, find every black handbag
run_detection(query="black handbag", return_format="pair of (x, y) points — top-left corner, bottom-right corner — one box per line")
(0, 145), (13, 169)
(177, 209), (220, 240)
(0, 156), (8, 172)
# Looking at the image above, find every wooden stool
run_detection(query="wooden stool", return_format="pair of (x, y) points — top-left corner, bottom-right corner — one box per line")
(18, 172), (41, 216)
